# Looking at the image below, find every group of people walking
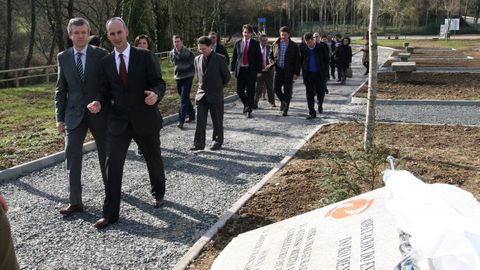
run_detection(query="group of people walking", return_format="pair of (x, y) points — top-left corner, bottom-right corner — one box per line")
(0, 17), (360, 268)
(53, 16), (232, 229)
(229, 25), (353, 120)
(0, 10), (378, 270)
(52, 16), (357, 230)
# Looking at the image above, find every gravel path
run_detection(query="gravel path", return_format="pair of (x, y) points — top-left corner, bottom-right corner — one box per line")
(2, 47), (478, 269)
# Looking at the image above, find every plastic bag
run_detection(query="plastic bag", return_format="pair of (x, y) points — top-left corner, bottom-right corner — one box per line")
(383, 170), (480, 270)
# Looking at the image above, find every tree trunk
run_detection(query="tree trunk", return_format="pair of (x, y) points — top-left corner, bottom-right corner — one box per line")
(23, 0), (37, 77)
(364, 0), (378, 153)
(66, 0), (74, 47)
(153, 0), (169, 51)
(4, 0), (13, 72)
(52, 0), (65, 52)
(475, 0), (480, 23)
(47, 34), (56, 65)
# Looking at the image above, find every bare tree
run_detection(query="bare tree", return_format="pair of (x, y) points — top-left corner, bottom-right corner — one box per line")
(4, 0), (13, 72)
(364, 0), (378, 152)
(23, 0), (37, 75)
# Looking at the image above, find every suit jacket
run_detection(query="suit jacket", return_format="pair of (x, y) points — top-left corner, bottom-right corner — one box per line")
(99, 46), (166, 136)
(333, 44), (353, 68)
(269, 38), (301, 79)
(230, 38), (262, 77)
(259, 44), (271, 71)
(194, 52), (231, 105)
(55, 45), (109, 130)
(300, 43), (329, 82)
(213, 43), (229, 65)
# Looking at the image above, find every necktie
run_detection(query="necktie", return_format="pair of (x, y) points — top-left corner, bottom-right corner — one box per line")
(202, 55), (208, 73)
(242, 40), (249, 65)
(76, 52), (84, 81)
(119, 53), (128, 85)
(262, 46), (266, 69)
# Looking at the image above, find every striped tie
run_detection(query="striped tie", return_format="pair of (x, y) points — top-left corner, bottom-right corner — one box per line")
(76, 52), (84, 81)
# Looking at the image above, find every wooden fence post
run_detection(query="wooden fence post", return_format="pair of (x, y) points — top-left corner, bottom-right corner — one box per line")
(15, 70), (19, 88)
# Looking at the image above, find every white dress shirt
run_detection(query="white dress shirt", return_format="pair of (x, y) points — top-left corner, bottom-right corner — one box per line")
(114, 43), (131, 74)
(73, 46), (88, 73)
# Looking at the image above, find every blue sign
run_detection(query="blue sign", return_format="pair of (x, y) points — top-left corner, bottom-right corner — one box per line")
(258, 17), (267, 23)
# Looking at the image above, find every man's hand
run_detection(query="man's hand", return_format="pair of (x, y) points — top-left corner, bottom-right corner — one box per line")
(293, 74), (299, 80)
(56, 122), (65, 134)
(0, 195), (8, 213)
(257, 73), (262, 78)
(144, 90), (158, 105)
(87, 101), (101, 114)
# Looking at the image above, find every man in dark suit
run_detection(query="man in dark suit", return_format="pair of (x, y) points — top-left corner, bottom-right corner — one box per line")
(190, 36), (231, 151)
(88, 17), (167, 228)
(209, 31), (229, 65)
(300, 32), (329, 119)
(55, 17), (108, 216)
(269, 26), (301, 116)
(253, 34), (275, 109)
(231, 24), (262, 118)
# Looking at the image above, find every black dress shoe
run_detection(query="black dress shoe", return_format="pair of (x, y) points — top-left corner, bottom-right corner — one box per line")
(325, 88), (329, 94)
(242, 106), (248, 114)
(306, 114), (316, 120)
(94, 218), (110, 228)
(318, 107), (323, 114)
(247, 112), (253, 118)
(279, 102), (285, 111)
(177, 123), (184, 129)
(154, 198), (165, 208)
(282, 109), (288, 116)
(190, 146), (204, 151)
(210, 143), (222, 151)
(60, 204), (84, 215)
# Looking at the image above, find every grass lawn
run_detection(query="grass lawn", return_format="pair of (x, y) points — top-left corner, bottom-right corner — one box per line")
(0, 83), (61, 170)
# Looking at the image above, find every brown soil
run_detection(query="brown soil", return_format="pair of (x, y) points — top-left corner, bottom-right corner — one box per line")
(355, 72), (480, 100)
(391, 50), (465, 57)
(382, 58), (480, 67)
(187, 123), (480, 269)
(385, 40), (480, 67)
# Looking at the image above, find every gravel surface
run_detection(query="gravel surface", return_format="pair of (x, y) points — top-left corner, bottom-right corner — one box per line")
(2, 46), (478, 269)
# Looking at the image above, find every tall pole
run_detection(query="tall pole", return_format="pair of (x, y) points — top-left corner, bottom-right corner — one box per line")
(363, 0), (378, 152)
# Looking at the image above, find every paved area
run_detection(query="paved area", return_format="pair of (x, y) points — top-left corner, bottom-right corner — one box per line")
(1, 47), (479, 269)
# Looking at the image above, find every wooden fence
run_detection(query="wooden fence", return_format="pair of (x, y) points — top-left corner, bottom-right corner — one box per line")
(0, 45), (222, 89)
(0, 52), (173, 88)
(0, 65), (57, 88)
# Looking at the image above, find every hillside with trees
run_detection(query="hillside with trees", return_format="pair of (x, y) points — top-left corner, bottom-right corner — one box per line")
(0, 0), (478, 71)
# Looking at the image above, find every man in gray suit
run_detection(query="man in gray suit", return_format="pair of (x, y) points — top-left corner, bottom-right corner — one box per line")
(55, 17), (108, 216)
(191, 36), (231, 151)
